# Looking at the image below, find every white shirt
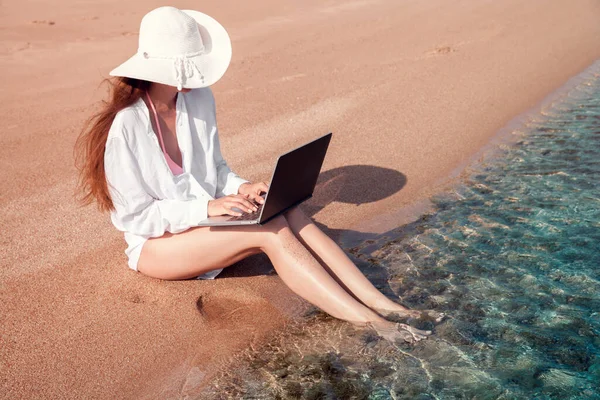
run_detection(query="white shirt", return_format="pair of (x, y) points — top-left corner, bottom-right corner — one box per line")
(104, 87), (248, 277)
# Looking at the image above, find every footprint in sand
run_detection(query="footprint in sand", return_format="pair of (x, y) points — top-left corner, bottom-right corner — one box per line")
(196, 293), (252, 323)
(426, 45), (457, 57)
(31, 20), (56, 26)
(13, 42), (32, 52)
(125, 293), (144, 304)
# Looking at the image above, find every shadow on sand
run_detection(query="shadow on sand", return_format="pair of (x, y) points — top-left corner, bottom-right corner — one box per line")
(219, 164), (407, 283)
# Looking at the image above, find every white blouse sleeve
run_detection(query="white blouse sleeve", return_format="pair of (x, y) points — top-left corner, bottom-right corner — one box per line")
(206, 89), (248, 197)
(105, 136), (209, 237)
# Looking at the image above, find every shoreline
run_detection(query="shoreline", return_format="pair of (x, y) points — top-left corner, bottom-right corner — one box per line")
(345, 58), (600, 242)
(200, 56), (600, 397)
(2, 1), (600, 398)
(201, 65), (600, 398)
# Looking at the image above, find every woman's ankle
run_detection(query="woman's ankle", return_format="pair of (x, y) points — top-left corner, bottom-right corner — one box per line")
(346, 309), (388, 326)
(368, 297), (408, 312)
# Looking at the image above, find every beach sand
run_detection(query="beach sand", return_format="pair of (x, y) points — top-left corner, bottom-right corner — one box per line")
(1, 0), (600, 398)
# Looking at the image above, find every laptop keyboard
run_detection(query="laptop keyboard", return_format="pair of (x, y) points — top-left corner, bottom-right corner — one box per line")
(228, 203), (264, 222)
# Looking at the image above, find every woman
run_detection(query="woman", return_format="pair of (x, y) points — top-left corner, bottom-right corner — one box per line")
(75, 6), (438, 343)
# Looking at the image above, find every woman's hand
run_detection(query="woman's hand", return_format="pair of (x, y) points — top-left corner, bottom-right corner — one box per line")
(238, 182), (269, 204)
(207, 194), (258, 217)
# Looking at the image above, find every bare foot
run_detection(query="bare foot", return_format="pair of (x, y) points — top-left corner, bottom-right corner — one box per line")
(368, 320), (431, 344)
(374, 307), (446, 323)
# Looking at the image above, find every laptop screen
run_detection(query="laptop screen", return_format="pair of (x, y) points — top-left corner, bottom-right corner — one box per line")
(259, 133), (332, 223)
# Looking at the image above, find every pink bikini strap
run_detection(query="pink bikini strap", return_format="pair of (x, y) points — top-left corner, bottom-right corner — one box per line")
(145, 92), (184, 175)
(145, 92), (168, 155)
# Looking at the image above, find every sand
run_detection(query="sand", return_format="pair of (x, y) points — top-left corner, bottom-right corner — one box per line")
(1, 0), (600, 398)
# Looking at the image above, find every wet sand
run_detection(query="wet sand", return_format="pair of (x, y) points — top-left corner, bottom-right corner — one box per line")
(1, 0), (600, 398)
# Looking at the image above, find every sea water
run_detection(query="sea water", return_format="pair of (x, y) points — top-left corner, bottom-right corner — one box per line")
(201, 64), (600, 399)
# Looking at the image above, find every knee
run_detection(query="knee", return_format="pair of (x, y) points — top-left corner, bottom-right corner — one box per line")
(284, 206), (306, 219)
(263, 214), (290, 232)
(259, 215), (292, 250)
(284, 206), (312, 228)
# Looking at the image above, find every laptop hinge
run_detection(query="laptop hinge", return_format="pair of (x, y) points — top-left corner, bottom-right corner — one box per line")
(258, 195), (313, 225)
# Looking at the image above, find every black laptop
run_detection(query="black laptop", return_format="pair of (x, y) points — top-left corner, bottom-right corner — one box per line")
(197, 132), (332, 226)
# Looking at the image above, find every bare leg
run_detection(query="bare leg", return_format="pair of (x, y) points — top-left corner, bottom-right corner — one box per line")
(137, 215), (429, 342)
(283, 207), (444, 322)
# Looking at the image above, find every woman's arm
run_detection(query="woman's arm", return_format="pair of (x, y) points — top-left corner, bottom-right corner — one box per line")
(105, 136), (210, 237)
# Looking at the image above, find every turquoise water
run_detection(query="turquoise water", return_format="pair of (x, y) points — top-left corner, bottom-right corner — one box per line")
(201, 65), (600, 399)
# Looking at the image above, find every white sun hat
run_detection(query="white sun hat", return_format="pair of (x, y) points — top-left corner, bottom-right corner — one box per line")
(109, 6), (232, 90)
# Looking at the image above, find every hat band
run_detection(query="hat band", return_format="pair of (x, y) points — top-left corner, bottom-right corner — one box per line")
(139, 48), (206, 90)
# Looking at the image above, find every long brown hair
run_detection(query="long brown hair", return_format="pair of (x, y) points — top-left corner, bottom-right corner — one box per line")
(74, 77), (151, 212)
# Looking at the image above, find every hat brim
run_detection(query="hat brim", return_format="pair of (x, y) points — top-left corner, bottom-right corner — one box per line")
(109, 10), (232, 88)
